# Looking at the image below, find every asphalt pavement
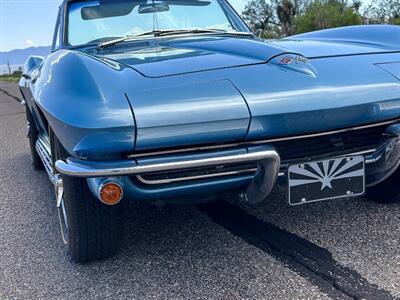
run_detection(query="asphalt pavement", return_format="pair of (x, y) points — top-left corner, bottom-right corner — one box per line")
(0, 82), (399, 299)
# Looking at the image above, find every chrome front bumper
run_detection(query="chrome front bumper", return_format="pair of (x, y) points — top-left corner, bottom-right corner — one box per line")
(55, 123), (400, 204)
(55, 147), (279, 177)
(55, 145), (281, 205)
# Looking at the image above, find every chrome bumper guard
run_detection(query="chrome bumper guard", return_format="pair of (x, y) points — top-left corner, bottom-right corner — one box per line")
(365, 123), (400, 187)
(55, 148), (279, 177)
(55, 146), (281, 204)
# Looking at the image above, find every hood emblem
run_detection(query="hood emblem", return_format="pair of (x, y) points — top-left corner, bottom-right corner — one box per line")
(279, 55), (309, 65)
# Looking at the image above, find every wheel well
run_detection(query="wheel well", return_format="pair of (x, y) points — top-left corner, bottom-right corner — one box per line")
(27, 103), (49, 136)
(49, 126), (71, 169)
(36, 106), (49, 135)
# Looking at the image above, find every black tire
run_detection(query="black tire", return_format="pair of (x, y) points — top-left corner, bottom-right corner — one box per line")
(366, 167), (400, 203)
(26, 107), (44, 170)
(53, 135), (123, 263)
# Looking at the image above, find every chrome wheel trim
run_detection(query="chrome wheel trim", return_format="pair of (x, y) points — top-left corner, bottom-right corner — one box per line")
(55, 176), (68, 245)
(57, 195), (69, 245)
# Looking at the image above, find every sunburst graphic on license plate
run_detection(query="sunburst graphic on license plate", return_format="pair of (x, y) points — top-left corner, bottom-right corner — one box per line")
(288, 156), (365, 205)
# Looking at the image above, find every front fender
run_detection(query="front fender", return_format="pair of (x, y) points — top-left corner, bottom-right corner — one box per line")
(33, 50), (136, 160)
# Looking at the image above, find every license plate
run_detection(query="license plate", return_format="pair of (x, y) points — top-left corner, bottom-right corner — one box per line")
(288, 155), (365, 205)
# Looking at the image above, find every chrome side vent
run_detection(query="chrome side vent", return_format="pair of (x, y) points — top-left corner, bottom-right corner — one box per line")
(35, 134), (63, 207)
(35, 134), (53, 178)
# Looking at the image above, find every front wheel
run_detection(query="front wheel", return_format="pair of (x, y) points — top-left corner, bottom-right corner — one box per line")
(366, 167), (400, 203)
(53, 136), (123, 263)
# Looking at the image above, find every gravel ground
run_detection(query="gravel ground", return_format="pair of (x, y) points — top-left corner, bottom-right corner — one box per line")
(0, 82), (399, 299)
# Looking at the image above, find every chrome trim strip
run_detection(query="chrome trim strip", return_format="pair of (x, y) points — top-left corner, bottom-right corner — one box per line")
(365, 155), (383, 164)
(127, 119), (399, 159)
(136, 168), (258, 185)
(353, 149), (378, 160)
(55, 149), (279, 178)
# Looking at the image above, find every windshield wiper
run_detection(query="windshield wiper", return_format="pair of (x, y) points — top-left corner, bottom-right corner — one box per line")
(96, 30), (175, 49)
(155, 28), (226, 36)
(97, 29), (254, 49)
(152, 28), (254, 38)
(97, 36), (131, 49)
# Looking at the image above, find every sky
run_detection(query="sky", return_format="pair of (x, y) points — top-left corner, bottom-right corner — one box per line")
(0, 0), (372, 52)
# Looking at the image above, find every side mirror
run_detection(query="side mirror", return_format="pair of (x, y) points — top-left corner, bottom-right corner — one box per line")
(255, 29), (263, 38)
(22, 73), (31, 80)
(23, 56), (44, 79)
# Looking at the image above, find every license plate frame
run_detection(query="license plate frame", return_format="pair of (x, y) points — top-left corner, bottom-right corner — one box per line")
(288, 155), (365, 206)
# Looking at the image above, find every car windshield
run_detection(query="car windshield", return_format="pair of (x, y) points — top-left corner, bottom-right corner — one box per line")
(67, 0), (249, 46)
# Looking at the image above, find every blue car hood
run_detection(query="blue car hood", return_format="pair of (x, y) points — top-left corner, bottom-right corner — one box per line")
(91, 34), (400, 150)
(100, 36), (291, 77)
(100, 35), (399, 78)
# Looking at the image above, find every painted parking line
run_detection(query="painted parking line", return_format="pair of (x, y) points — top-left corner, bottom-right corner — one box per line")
(199, 201), (395, 300)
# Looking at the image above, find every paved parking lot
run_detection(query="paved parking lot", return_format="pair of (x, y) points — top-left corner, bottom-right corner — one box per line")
(0, 82), (399, 299)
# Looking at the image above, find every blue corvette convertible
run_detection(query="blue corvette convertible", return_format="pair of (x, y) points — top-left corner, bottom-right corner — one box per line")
(20, 0), (400, 262)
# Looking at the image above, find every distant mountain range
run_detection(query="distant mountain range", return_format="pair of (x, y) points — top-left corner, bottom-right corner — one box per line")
(0, 46), (51, 66)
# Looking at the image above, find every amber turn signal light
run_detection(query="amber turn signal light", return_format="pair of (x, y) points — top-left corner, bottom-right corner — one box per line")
(99, 182), (123, 205)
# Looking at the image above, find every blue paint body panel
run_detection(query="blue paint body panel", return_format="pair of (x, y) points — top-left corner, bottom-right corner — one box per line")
(32, 50), (136, 159)
(377, 62), (400, 80)
(19, 0), (400, 202)
(102, 36), (291, 78)
(287, 25), (400, 52)
(130, 79), (250, 149)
